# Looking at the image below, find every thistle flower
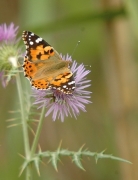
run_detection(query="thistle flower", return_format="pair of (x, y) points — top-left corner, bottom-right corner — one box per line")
(0, 22), (18, 43)
(33, 54), (91, 122)
(0, 23), (21, 87)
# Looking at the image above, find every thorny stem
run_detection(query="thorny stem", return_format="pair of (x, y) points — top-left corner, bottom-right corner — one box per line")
(16, 73), (32, 180)
(31, 105), (46, 156)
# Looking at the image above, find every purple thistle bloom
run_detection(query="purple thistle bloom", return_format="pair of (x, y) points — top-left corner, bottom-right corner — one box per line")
(0, 22), (18, 43)
(0, 23), (20, 87)
(33, 54), (91, 122)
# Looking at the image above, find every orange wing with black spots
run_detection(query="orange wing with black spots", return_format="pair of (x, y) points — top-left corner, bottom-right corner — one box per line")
(22, 56), (37, 80)
(22, 31), (55, 61)
(22, 31), (75, 94)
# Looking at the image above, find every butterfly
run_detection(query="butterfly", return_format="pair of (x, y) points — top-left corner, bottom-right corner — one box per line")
(22, 31), (75, 94)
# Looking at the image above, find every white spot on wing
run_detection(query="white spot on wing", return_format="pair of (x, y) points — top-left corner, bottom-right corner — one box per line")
(30, 41), (34, 45)
(38, 37), (42, 41)
(68, 81), (75, 85)
(36, 37), (43, 43)
(36, 39), (39, 43)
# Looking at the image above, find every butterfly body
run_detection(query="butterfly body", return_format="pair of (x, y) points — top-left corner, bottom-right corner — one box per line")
(22, 31), (75, 94)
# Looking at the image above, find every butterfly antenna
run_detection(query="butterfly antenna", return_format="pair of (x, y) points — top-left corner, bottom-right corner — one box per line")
(71, 41), (80, 57)
(84, 65), (91, 68)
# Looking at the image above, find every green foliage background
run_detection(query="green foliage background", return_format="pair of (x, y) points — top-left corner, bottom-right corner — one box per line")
(0, 0), (138, 180)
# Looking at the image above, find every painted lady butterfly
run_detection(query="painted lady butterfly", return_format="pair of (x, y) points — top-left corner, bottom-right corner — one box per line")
(22, 31), (75, 94)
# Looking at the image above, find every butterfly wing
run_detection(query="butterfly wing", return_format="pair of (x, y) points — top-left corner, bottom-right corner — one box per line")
(22, 31), (61, 85)
(22, 31), (57, 61)
(22, 31), (75, 93)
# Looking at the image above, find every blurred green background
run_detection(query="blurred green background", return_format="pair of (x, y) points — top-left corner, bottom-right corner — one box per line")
(0, 0), (138, 179)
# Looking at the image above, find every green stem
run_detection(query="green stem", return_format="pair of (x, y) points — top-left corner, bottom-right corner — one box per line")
(16, 73), (31, 180)
(31, 105), (46, 156)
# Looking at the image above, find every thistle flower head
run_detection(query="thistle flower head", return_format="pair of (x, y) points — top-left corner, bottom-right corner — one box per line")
(0, 23), (21, 87)
(0, 22), (18, 43)
(33, 54), (91, 121)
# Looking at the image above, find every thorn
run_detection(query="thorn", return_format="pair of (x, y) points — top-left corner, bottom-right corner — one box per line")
(19, 169), (23, 177)
(40, 159), (46, 166)
(79, 144), (85, 151)
(57, 140), (62, 150)
(18, 153), (25, 159)
(6, 118), (16, 122)
(38, 144), (42, 152)
(28, 126), (36, 136)
(101, 149), (107, 154)
(7, 123), (22, 128)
